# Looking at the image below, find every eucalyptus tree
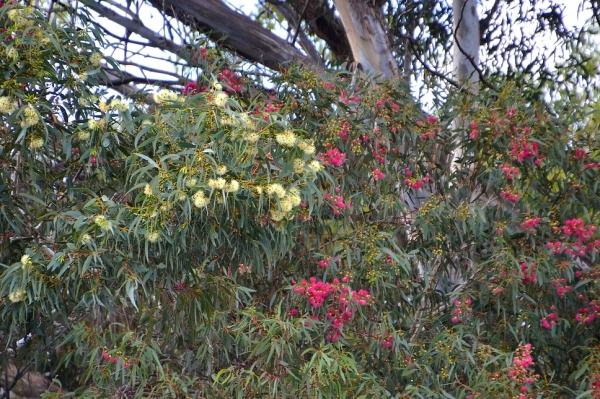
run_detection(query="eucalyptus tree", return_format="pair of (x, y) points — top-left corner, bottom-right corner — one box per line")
(1, 1), (600, 399)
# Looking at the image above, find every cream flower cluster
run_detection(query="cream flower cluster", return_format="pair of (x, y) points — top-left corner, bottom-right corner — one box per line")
(81, 234), (92, 244)
(224, 180), (240, 193)
(0, 97), (17, 114)
(21, 254), (32, 269)
(213, 91), (228, 107)
(89, 52), (104, 67)
(216, 165), (228, 175)
(28, 136), (44, 150)
(268, 186), (302, 222)
(239, 113), (253, 128)
(297, 140), (316, 155)
(109, 98), (129, 112)
(8, 288), (27, 303)
(275, 130), (297, 147)
(185, 178), (198, 188)
(78, 130), (91, 140)
(293, 159), (305, 174)
(146, 231), (160, 243)
(22, 106), (39, 127)
(244, 132), (260, 143)
(94, 215), (110, 230)
(7, 8), (34, 28)
(192, 190), (208, 207)
(308, 160), (323, 172)
(153, 89), (179, 104)
(207, 178), (226, 190)
(207, 178), (240, 193)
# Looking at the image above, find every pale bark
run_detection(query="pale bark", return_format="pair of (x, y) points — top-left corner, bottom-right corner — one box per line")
(331, 0), (398, 79)
(453, 0), (480, 88)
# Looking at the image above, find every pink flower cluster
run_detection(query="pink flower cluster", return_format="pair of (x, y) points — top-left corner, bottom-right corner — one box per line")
(520, 262), (537, 284)
(540, 312), (558, 329)
(293, 277), (371, 341)
(510, 136), (539, 162)
(372, 168), (385, 181)
(547, 219), (599, 257)
(218, 69), (243, 92)
(317, 256), (340, 268)
(451, 297), (472, 323)
(420, 130), (436, 141)
(375, 97), (400, 113)
(520, 218), (540, 234)
(417, 116), (439, 141)
(563, 219), (597, 241)
(403, 170), (429, 190)
(575, 302), (599, 324)
(381, 333), (393, 348)
(500, 163), (521, 180)
(500, 189), (520, 202)
(551, 278), (571, 297)
(508, 343), (538, 397)
(182, 81), (207, 95)
(469, 122), (479, 139)
(321, 81), (336, 91)
(374, 142), (389, 163)
(102, 352), (132, 368)
(323, 193), (351, 215)
(590, 375), (600, 399)
(319, 148), (346, 167)
(337, 121), (351, 141)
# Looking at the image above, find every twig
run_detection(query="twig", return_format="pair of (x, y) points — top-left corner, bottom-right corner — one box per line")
(290, 0), (310, 48)
(401, 34), (459, 88)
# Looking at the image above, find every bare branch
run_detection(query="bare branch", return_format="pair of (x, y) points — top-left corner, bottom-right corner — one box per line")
(75, 0), (196, 64)
(270, 2), (323, 66)
(401, 34), (459, 88)
(146, 0), (316, 71)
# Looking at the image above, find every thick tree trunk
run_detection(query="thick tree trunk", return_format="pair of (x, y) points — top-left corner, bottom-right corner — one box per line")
(453, 0), (480, 88)
(331, 0), (398, 79)
(0, 363), (63, 399)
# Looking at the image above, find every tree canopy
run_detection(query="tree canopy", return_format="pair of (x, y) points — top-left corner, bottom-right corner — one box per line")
(1, 1), (600, 398)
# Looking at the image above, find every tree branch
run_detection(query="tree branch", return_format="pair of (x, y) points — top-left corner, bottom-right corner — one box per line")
(401, 34), (459, 88)
(146, 0), (316, 71)
(77, 0), (196, 65)
(270, 2), (323, 66)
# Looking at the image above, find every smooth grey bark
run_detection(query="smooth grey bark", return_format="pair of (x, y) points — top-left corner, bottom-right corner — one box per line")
(453, 0), (480, 88)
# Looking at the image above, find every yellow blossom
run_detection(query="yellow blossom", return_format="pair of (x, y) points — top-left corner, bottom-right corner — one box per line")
(224, 180), (240, 193)
(146, 231), (160, 243)
(213, 91), (228, 107)
(8, 288), (27, 303)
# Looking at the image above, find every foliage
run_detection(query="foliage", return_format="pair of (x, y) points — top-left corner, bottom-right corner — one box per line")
(1, 3), (600, 398)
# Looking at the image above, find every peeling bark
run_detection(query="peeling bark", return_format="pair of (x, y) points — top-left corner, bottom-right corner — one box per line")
(331, 0), (398, 79)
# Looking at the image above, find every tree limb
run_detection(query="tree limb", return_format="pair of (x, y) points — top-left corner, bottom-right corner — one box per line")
(78, 0), (197, 65)
(146, 0), (316, 71)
